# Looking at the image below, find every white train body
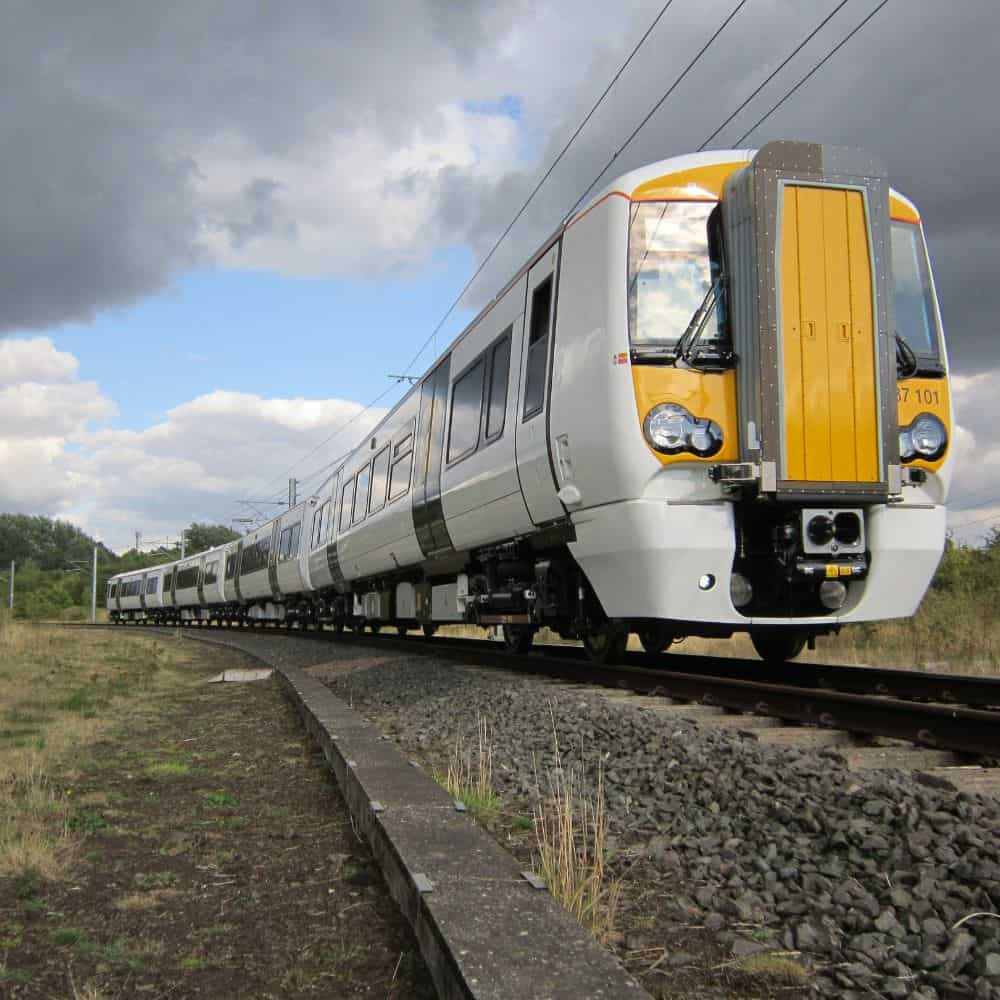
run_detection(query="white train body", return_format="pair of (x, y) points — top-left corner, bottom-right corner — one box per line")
(108, 143), (952, 663)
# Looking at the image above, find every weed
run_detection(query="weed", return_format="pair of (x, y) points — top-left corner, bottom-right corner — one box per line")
(735, 953), (809, 987)
(437, 716), (500, 821)
(320, 941), (368, 966)
(511, 815), (533, 831)
(134, 871), (179, 891)
(203, 790), (237, 808)
(179, 956), (208, 971)
(50, 925), (87, 946)
(144, 760), (190, 779)
(13, 865), (42, 899)
(531, 723), (620, 943)
(68, 809), (108, 834)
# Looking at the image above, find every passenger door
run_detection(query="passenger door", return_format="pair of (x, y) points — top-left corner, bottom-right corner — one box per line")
(515, 245), (566, 525)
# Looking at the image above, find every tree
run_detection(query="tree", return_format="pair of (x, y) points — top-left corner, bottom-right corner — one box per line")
(183, 523), (240, 557)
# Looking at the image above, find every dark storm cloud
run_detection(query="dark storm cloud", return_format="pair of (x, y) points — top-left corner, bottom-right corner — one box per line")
(435, 0), (999, 378)
(0, 0), (528, 335)
(4, 0), (997, 384)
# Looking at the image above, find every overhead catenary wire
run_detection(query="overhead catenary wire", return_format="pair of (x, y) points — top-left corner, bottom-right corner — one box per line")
(563, 0), (751, 223)
(733, 0), (891, 145)
(219, 0), (687, 526)
(228, 0), (879, 523)
(217, 0), (894, 531)
(696, 0), (851, 151)
(397, 0), (680, 380)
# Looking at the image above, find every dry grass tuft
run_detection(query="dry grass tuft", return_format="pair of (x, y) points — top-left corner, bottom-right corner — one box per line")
(734, 953), (809, 987)
(115, 889), (184, 911)
(532, 728), (620, 943)
(439, 715), (500, 821)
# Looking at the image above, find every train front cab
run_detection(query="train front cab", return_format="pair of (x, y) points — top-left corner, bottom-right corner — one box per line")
(559, 141), (951, 661)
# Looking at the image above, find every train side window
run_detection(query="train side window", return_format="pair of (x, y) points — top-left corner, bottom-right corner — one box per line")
(353, 464), (371, 524)
(225, 553), (236, 580)
(287, 523), (300, 559)
(278, 526), (292, 560)
(523, 275), (553, 419)
(369, 445), (390, 515)
(162, 573), (171, 593)
(485, 329), (512, 441)
(388, 422), (415, 503)
(447, 357), (485, 462)
(339, 479), (354, 532)
(204, 562), (218, 585)
(312, 501), (327, 548)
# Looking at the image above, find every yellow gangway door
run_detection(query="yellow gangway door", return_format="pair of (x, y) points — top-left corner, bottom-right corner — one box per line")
(780, 185), (880, 483)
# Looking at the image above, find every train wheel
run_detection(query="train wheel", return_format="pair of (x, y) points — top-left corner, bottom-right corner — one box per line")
(636, 624), (674, 655)
(583, 626), (627, 665)
(422, 624), (438, 638)
(368, 622), (381, 634)
(502, 624), (535, 655)
(750, 629), (807, 664)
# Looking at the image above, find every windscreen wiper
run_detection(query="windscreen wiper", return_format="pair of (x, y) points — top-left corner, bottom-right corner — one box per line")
(895, 332), (919, 379)
(676, 278), (724, 368)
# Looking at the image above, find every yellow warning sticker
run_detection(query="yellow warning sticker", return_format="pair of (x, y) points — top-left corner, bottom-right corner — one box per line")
(825, 564), (839, 578)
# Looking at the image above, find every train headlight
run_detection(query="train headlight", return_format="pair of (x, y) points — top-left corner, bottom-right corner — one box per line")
(644, 403), (723, 457)
(899, 412), (947, 463)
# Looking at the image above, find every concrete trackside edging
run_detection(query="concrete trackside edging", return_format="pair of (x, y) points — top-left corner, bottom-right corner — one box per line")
(181, 633), (647, 999)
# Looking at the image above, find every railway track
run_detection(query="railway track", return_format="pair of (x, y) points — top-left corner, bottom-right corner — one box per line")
(52, 620), (1000, 760)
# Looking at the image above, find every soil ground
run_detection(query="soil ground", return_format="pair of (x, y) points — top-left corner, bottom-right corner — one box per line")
(0, 627), (434, 999)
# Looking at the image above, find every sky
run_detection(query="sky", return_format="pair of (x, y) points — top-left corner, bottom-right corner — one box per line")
(1, 0), (998, 553)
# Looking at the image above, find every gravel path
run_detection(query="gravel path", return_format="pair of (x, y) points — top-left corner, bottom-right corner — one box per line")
(191, 631), (1000, 999)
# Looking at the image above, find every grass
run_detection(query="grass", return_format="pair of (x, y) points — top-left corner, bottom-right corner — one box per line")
(144, 760), (190, 778)
(0, 620), (204, 879)
(734, 953), (809, 988)
(436, 715), (501, 822)
(531, 725), (621, 944)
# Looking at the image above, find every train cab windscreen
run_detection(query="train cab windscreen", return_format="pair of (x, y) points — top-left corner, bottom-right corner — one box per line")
(628, 202), (723, 356)
(891, 221), (942, 369)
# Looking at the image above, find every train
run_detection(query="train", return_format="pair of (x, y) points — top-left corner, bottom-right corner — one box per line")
(107, 140), (952, 664)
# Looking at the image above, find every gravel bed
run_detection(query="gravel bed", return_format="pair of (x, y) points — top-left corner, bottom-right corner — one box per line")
(189, 632), (1000, 999)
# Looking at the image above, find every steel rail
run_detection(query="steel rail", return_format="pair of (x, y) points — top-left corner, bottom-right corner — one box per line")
(53, 621), (1000, 757)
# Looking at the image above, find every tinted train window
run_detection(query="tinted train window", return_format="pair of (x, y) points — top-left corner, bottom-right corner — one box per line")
(204, 561), (218, 585)
(353, 464), (371, 524)
(176, 566), (199, 589)
(312, 500), (329, 548)
(891, 222), (940, 358)
(486, 331), (512, 440)
(369, 446), (390, 515)
(340, 479), (354, 532)
(523, 275), (552, 419)
(447, 358), (485, 462)
(162, 573), (172, 593)
(278, 524), (301, 561)
(388, 424), (414, 502)
(145, 577), (158, 595)
(225, 553), (237, 580)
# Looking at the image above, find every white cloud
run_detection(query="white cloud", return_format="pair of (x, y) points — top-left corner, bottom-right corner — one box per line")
(0, 339), (385, 551)
(946, 371), (1000, 545)
(195, 103), (523, 276)
(0, 336), (80, 386)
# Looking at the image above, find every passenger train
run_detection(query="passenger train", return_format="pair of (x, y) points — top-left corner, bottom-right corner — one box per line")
(108, 141), (953, 664)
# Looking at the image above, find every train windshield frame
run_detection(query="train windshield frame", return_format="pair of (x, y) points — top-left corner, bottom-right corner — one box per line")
(627, 201), (730, 366)
(891, 220), (944, 375)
